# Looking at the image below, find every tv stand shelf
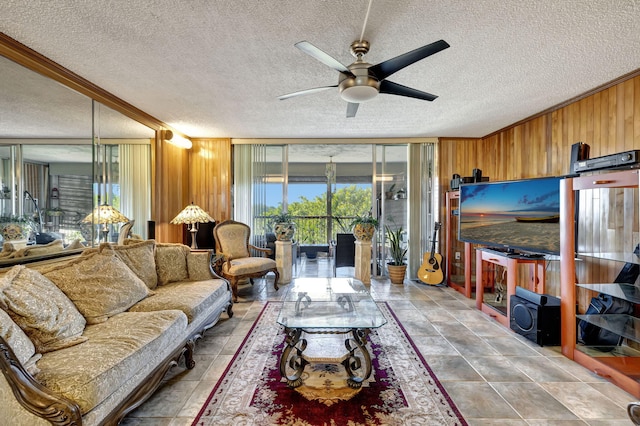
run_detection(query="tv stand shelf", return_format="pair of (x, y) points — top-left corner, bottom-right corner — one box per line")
(575, 283), (640, 304)
(560, 169), (640, 398)
(475, 248), (547, 327)
(445, 190), (473, 297)
(576, 314), (640, 343)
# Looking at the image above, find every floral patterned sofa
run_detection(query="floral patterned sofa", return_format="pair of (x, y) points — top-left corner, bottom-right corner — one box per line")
(0, 239), (233, 425)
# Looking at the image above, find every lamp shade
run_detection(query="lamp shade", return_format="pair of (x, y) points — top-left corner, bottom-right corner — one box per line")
(170, 203), (214, 225)
(82, 204), (129, 224)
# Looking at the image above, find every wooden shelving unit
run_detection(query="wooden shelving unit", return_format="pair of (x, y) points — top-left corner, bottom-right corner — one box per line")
(560, 169), (640, 398)
(445, 190), (473, 298)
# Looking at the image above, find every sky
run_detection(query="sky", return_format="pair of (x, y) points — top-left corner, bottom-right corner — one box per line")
(265, 183), (326, 208)
(460, 177), (561, 216)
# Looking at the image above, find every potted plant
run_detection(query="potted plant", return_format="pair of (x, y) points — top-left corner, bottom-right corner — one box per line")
(0, 215), (34, 241)
(385, 184), (396, 200)
(386, 225), (407, 284)
(272, 211), (295, 241)
(46, 207), (65, 217)
(350, 212), (378, 241)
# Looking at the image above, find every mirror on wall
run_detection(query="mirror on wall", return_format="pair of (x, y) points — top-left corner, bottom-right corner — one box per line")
(91, 102), (154, 244)
(0, 53), (154, 265)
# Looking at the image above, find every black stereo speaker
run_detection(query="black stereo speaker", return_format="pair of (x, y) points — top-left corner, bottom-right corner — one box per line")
(147, 220), (156, 240)
(510, 287), (561, 346)
(570, 141), (590, 173)
(184, 221), (216, 249)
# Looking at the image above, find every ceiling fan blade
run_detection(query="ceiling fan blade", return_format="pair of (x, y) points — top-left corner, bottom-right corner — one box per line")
(369, 39), (450, 80)
(295, 41), (353, 75)
(346, 102), (359, 118)
(379, 80), (438, 101)
(278, 85), (337, 100)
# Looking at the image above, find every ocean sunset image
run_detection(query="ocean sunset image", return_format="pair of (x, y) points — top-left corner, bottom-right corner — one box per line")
(458, 176), (562, 255)
(460, 220), (560, 255)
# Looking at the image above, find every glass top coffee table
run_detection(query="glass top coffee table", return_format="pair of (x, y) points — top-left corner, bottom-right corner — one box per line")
(276, 277), (387, 388)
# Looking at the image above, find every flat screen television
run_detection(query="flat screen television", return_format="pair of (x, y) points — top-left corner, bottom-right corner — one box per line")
(458, 176), (562, 255)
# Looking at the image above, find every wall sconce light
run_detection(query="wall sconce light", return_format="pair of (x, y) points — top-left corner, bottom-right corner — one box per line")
(163, 130), (193, 149)
(263, 175), (285, 183)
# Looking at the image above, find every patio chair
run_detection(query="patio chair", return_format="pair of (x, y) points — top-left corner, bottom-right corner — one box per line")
(213, 220), (279, 302)
(333, 233), (356, 276)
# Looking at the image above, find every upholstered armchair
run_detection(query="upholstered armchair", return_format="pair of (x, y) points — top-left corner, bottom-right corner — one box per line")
(213, 220), (280, 302)
(117, 220), (135, 245)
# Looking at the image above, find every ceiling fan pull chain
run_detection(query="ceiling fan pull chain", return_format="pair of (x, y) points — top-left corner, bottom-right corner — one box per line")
(359, 0), (373, 42)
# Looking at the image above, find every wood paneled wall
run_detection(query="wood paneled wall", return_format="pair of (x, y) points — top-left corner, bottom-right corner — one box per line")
(440, 76), (640, 195)
(439, 115), (553, 186)
(189, 138), (232, 223)
(152, 137), (232, 244)
(152, 134), (190, 243)
(439, 74), (640, 298)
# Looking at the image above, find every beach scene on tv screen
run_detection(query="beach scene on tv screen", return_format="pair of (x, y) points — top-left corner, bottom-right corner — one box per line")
(459, 178), (561, 254)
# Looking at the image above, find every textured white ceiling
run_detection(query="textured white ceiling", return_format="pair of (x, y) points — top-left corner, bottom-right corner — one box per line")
(1, 0), (640, 139)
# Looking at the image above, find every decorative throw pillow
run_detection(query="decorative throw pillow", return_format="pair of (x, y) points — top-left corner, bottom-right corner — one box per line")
(0, 266), (87, 353)
(80, 246), (100, 257)
(43, 251), (152, 324)
(123, 238), (150, 246)
(64, 239), (85, 250)
(18, 239), (64, 258)
(0, 242), (15, 258)
(155, 243), (190, 285)
(187, 250), (214, 281)
(0, 308), (41, 373)
(101, 240), (158, 289)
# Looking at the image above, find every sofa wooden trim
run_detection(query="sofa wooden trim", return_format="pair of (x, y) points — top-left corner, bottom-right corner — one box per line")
(0, 333), (190, 426)
(105, 343), (187, 425)
(0, 338), (82, 425)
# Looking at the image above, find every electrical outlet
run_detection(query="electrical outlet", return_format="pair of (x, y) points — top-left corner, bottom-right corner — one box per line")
(455, 252), (461, 260)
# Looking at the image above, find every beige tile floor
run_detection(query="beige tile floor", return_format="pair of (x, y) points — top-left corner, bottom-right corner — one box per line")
(122, 255), (635, 425)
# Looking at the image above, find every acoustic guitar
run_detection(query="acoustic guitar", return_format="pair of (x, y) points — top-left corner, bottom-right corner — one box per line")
(418, 222), (444, 285)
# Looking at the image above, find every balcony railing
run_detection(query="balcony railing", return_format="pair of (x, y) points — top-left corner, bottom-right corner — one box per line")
(255, 215), (356, 245)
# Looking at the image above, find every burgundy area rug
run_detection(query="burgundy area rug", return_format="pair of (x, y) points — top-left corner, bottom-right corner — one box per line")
(193, 302), (466, 426)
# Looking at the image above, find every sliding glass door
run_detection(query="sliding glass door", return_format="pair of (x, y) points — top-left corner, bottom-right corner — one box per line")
(375, 145), (408, 276)
(286, 145), (373, 250)
(233, 141), (436, 279)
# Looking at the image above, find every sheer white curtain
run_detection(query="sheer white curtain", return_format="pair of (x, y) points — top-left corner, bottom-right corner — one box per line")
(233, 144), (254, 225)
(233, 144), (267, 247)
(407, 142), (437, 280)
(119, 144), (151, 238)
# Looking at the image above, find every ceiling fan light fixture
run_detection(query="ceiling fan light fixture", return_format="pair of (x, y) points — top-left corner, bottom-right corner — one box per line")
(340, 85), (378, 103)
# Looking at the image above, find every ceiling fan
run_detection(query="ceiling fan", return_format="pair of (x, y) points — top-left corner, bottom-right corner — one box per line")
(278, 39), (450, 117)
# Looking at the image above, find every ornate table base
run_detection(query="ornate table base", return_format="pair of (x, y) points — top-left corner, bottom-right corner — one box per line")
(279, 327), (373, 389)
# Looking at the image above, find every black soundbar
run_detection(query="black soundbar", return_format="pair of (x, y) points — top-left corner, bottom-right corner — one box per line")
(574, 149), (640, 173)
(514, 286), (560, 307)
